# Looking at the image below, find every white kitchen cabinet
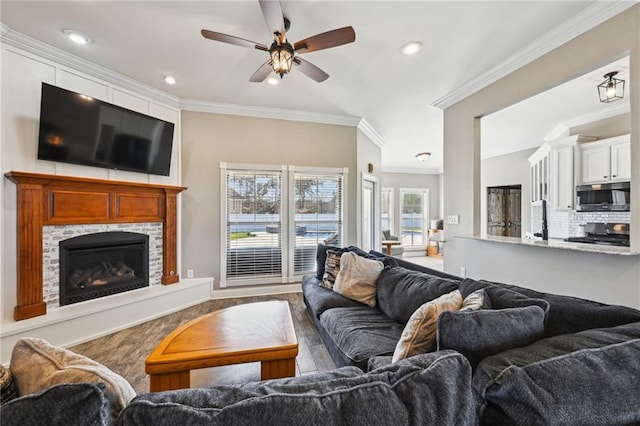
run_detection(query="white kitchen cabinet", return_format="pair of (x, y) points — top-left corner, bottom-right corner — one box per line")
(611, 139), (631, 181)
(528, 144), (550, 205)
(552, 145), (574, 210)
(580, 135), (630, 184)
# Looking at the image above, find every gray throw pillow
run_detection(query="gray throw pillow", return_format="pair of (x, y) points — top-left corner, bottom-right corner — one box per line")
(436, 305), (546, 368)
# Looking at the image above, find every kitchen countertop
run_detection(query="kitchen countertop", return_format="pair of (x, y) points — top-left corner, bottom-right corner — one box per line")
(456, 234), (639, 256)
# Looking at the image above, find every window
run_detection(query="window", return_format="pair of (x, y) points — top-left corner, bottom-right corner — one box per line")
(291, 170), (344, 278)
(222, 167), (284, 285)
(381, 187), (394, 234)
(221, 163), (346, 287)
(400, 188), (429, 247)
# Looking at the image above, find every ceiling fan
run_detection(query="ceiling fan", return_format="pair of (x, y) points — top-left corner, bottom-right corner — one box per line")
(201, 0), (355, 83)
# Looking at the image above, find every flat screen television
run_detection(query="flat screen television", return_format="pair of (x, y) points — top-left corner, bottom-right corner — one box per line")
(37, 83), (175, 176)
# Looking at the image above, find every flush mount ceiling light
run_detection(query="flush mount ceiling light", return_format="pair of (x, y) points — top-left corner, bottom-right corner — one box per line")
(597, 71), (625, 103)
(400, 41), (423, 56)
(63, 29), (91, 45)
(415, 152), (431, 161)
(164, 75), (176, 85)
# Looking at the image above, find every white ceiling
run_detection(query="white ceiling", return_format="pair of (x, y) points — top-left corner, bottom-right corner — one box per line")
(0, 1), (607, 173)
(482, 56), (631, 159)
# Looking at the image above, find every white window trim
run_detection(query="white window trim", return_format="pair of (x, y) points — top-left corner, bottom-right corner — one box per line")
(381, 187), (394, 235)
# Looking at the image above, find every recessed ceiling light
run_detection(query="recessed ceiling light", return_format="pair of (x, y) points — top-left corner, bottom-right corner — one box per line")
(164, 75), (176, 85)
(400, 41), (423, 56)
(415, 152), (431, 161)
(63, 29), (91, 45)
(267, 77), (279, 86)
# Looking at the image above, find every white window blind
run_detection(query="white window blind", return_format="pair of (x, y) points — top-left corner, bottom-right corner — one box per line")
(381, 187), (394, 234)
(225, 169), (283, 281)
(221, 164), (346, 286)
(292, 172), (343, 277)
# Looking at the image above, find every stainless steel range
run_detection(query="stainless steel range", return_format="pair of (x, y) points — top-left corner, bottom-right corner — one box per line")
(564, 223), (630, 247)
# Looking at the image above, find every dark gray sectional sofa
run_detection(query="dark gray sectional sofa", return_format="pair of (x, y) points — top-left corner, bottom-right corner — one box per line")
(302, 244), (640, 425)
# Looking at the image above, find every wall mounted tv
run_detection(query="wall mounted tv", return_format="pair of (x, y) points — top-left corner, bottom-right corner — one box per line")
(38, 83), (175, 176)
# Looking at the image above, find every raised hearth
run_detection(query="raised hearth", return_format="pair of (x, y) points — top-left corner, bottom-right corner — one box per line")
(5, 171), (186, 320)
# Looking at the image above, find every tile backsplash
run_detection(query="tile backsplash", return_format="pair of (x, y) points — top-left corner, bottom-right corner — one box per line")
(531, 205), (630, 238)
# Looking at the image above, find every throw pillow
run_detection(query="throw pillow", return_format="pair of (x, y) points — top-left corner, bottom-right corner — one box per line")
(460, 289), (492, 312)
(436, 305), (546, 368)
(392, 290), (463, 362)
(9, 337), (136, 419)
(333, 252), (384, 307)
(0, 383), (110, 426)
(0, 366), (18, 406)
(320, 250), (343, 289)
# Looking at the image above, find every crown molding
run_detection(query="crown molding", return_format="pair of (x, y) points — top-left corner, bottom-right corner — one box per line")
(432, 2), (637, 110)
(381, 166), (442, 175)
(544, 123), (570, 142)
(357, 119), (385, 148)
(180, 98), (360, 127)
(1, 22), (180, 108)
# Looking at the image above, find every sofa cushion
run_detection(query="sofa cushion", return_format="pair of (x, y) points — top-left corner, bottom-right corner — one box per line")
(368, 250), (462, 280)
(1, 383), (110, 426)
(481, 279), (640, 337)
(459, 278), (549, 312)
(376, 266), (460, 325)
(437, 305), (546, 368)
(10, 337), (136, 419)
(119, 351), (476, 426)
(392, 290), (463, 362)
(302, 275), (364, 319)
(333, 252), (384, 307)
(474, 321), (640, 424)
(319, 306), (404, 365)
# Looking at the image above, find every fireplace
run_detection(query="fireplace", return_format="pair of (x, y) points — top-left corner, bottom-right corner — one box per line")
(59, 232), (149, 305)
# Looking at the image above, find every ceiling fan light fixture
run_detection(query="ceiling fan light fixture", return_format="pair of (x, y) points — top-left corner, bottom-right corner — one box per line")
(415, 152), (431, 161)
(267, 77), (279, 85)
(270, 42), (294, 78)
(597, 71), (624, 103)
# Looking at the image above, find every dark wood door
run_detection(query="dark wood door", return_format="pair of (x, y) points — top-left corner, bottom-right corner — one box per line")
(487, 185), (521, 237)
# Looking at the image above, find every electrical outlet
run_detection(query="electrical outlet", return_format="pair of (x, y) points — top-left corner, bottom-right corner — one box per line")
(187, 269), (194, 278)
(460, 267), (467, 278)
(447, 215), (459, 225)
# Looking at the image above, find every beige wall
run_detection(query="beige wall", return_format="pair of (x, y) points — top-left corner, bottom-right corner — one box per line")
(442, 5), (640, 307)
(356, 129), (383, 248)
(380, 172), (441, 232)
(181, 111), (359, 286)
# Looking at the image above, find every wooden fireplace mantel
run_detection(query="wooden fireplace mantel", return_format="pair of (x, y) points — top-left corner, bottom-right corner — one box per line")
(5, 171), (187, 321)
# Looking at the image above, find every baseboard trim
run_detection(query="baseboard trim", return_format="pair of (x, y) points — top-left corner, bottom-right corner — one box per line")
(213, 283), (302, 300)
(0, 278), (212, 364)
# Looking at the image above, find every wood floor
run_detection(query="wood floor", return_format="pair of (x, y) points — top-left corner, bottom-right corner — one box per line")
(69, 292), (336, 394)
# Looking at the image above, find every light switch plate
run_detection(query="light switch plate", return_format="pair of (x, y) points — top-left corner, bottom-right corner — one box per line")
(447, 215), (459, 225)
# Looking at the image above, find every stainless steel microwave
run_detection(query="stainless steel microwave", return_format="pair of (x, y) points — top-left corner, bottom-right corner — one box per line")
(576, 181), (630, 212)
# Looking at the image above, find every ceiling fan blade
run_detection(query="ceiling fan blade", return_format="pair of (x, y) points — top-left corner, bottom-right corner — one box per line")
(293, 57), (329, 83)
(249, 60), (274, 83)
(259, 0), (286, 35)
(201, 29), (268, 51)
(294, 26), (355, 53)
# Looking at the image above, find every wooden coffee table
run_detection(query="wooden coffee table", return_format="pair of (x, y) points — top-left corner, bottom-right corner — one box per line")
(145, 300), (298, 392)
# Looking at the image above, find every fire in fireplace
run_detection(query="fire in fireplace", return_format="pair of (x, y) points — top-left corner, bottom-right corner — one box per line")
(59, 231), (149, 305)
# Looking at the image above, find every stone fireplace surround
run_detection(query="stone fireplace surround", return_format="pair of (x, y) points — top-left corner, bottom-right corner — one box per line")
(5, 171), (185, 321)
